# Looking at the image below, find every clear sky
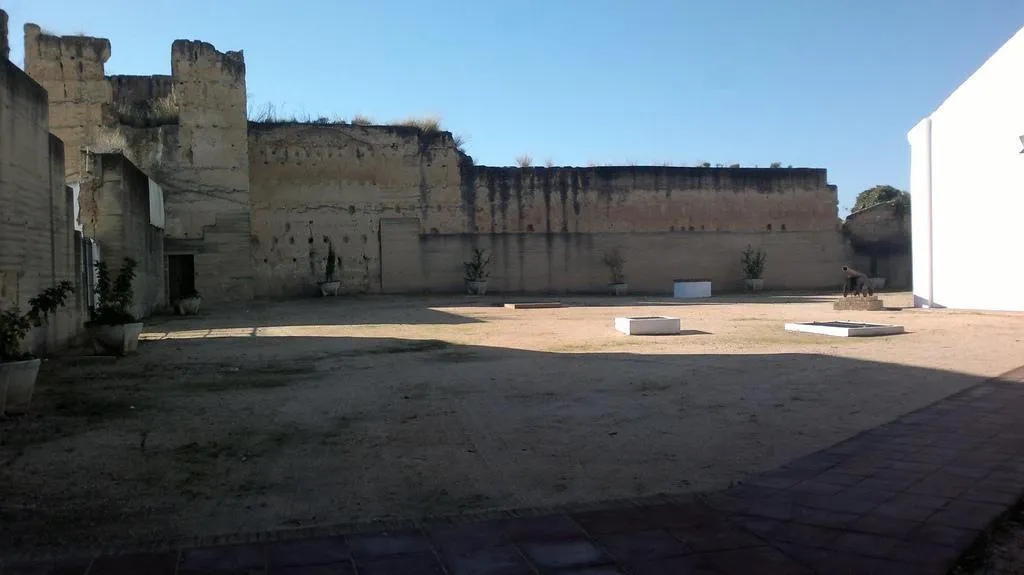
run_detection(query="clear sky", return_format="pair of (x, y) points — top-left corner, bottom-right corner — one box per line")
(4, 0), (1024, 215)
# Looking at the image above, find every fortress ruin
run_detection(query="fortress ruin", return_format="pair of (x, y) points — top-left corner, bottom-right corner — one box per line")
(5, 14), (903, 317)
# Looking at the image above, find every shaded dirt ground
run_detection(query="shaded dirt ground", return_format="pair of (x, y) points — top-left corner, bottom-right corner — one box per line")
(2, 292), (1023, 556)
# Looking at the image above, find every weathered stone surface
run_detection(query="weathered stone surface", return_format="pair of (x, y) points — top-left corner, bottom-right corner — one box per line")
(834, 296), (884, 311)
(0, 40), (82, 353)
(19, 21), (859, 303)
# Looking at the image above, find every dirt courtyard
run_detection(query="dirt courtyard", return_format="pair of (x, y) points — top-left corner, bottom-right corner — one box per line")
(2, 292), (1022, 554)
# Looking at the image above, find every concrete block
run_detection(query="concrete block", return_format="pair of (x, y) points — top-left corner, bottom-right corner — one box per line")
(784, 320), (904, 337)
(674, 280), (711, 298)
(833, 296), (884, 311)
(615, 316), (681, 335)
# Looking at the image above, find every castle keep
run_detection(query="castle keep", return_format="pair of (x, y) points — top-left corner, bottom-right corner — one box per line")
(6, 14), (865, 320)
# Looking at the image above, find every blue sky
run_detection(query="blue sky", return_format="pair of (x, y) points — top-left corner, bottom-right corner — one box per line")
(5, 0), (1023, 215)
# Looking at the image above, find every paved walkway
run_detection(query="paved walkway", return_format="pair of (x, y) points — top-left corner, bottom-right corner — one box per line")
(4, 366), (1024, 575)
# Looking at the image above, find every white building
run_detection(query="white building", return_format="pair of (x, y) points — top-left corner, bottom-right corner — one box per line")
(908, 25), (1024, 312)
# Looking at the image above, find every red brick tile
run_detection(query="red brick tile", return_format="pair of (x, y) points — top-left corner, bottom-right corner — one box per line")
(354, 551), (444, 575)
(925, 500), (1005, 531)
(669, 520), (763, 552)
(267, 537), (349, 567)
(847, 515), (920, 539)
(345, 530), (432, 559)
(595, 529), (689, 562)
(518, 539), (611, 570)
(571, 508), (654, 535)
(438, 544), (533, 575)
(504, 515), (586, 542)
(89, 553), (176, 575)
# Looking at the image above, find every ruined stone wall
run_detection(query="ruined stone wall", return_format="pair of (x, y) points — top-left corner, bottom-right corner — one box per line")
(79, 153), (165, 317)
(0, 51), (82, 352)
(843, 200), (912, 288)
(24, 26), (254, 304)
(248, 123), (462, 296)
(23, 24), (111, 183)
(1, 10), (9, 61)
(249, 122), (843, 295)
(461, 166), (838, 235)
(394, 230), (848, 294)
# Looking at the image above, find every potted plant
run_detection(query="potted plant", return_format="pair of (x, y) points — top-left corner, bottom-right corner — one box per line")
(87, 258), (144, 356)
(602, 249), (627, 296)
(175, 290), (202, 315)
(741, 245), (767, 292)
(464, 248), (491, 295)
(319, 241), (341, 296)
(0, 281), (75, 415)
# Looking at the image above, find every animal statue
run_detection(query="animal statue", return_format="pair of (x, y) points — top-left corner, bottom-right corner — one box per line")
(841, 266), (873, 297)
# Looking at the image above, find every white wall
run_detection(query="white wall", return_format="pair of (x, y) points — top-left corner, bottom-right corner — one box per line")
(909, 26), (1024, 312)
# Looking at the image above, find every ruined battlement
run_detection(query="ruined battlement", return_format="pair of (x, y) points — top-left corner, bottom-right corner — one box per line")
(108, 74), (174, 105)
(1, 10), (9, 60)
(24, 24), (111, 76)
(171, 40), (245, 81)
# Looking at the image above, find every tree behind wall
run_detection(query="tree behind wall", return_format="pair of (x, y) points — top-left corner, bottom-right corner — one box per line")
(852, 185), (910, 213)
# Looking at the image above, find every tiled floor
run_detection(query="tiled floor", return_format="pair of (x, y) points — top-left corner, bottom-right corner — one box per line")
(4, 366), (1024, 574)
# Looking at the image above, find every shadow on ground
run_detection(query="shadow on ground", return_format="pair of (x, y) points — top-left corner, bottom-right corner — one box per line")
(0, 324), (1001, 557)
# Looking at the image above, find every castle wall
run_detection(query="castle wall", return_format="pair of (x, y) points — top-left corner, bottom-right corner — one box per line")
(23, 24), (111, 183)
(78, 152), (165, 318)
(843, 200), (912, 289)
(461, 166), (838, 235)
(18, 20), (850, 301)
(0, 50), (82, 352)
(249, 123), (845, 295)
(248, 123), (462, 296)
(392, 230), (848, 294)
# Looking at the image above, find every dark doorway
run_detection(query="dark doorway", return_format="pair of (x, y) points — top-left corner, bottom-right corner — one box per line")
(167, 254), (196, 302)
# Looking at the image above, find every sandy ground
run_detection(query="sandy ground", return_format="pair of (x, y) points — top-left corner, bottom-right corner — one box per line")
(1, 292), (1023, 554)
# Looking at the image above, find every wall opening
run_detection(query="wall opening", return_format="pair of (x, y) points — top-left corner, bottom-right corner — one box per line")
(167, 254), (196, 302)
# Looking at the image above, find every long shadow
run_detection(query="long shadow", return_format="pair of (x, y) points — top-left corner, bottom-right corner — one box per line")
(144, 296), (485, 330)
(2, 332), (1013, 558)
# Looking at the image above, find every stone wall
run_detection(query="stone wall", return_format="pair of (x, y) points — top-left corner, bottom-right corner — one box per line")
(18, 20), (854, 301)
(843, 200), (912, 289)
(0, 49), (82, 353)
(23, 24), (111, 183)
(384, 231), (847, 294)
(24, 28), (254, 305)
(248, 121), (844, 295)
(460, 166), (838, 235)
(1, 9), (8, 61)
(248, 123), (462, 296)
(79, 152), (165, 317)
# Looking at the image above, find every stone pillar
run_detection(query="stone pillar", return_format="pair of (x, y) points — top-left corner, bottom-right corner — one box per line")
(23, 24), (112, 182)
(1, 10), (9, 61)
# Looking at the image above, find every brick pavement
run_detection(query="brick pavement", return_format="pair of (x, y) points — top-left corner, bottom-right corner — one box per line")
(4, 365), (1024, 574)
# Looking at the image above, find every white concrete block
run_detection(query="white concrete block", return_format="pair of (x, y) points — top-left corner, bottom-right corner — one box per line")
(784, 320), (905, 337)
(673, 280), (711, 298)
(615, 316), (681, 335)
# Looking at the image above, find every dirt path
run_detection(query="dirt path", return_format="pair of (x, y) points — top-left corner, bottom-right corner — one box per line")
(2, 292), (1022, 555)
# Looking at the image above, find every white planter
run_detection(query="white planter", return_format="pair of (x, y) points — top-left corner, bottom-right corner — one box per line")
(1, 358), (41, 415)
(785, 321), (904, 338)
(176, 296), (202, 315)
(673, 279), (712, 298)
(745, 278), (764, 292)
(870, 277), (886, 291)
(320, 281), (341, 297)
(88, 322), (144, 356)
(466, 279), (488, 295)
(610, 283), (628, 296)
(615, 316), (681, 335)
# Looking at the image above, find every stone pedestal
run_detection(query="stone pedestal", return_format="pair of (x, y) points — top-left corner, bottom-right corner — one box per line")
(833, 296), (883, 311)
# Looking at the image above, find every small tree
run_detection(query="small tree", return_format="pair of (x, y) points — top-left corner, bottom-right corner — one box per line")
(741, 245), (767, 280)
(464, 248), (491, 281)
(601, 249), (626, 284)
(0, 281), (75, 362)
(324, 241), (338, 283)
(91, 258), (137, 325)
(852, 185), (909, 213)
(515, 154), (533, 168)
